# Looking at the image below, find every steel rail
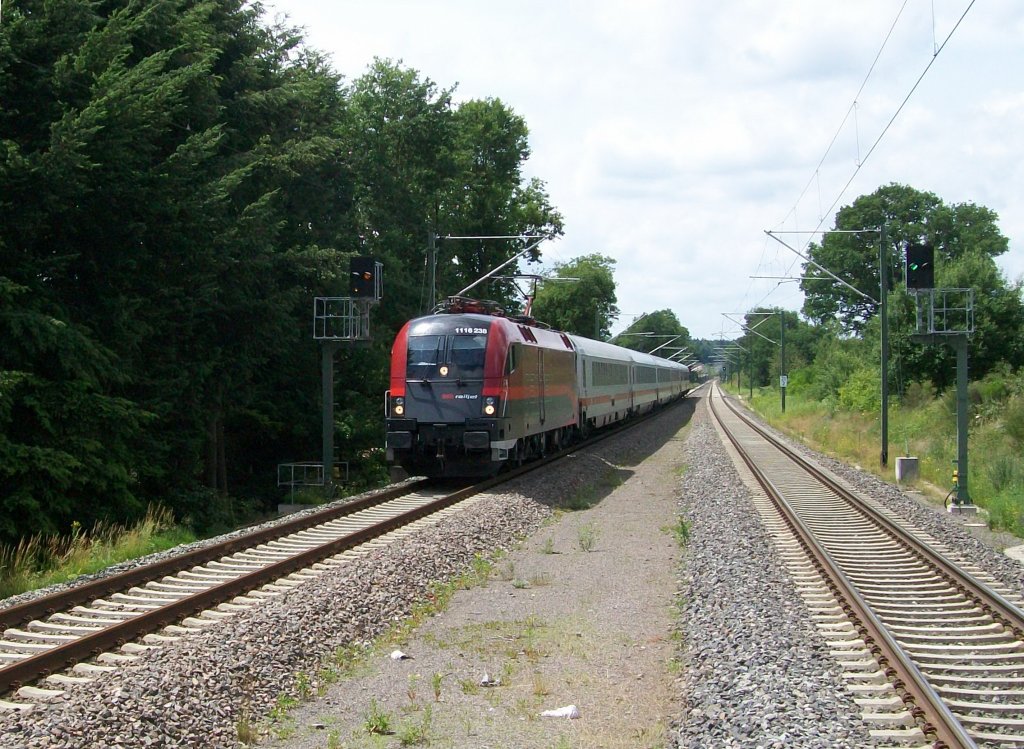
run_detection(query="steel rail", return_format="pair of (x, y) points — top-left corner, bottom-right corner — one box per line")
(0, 394), (696, 695)
(0, 478), (492, 694)
(708, 385), (977, 749)
(0, 480), (434, 632)
(719, 391), (1024, 640)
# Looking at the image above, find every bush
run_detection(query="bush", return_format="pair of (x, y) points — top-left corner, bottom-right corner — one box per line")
(1004, 396), (1024, 446)
(171, 486), (257, 536)
(987, 489), (1024, 537)
(900, 380), (936, 409)
(986, 454), (1022, 493)
(838, 367), (880, 413)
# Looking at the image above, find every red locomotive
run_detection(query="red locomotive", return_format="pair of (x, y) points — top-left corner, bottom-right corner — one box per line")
(385, 298), (691, 478)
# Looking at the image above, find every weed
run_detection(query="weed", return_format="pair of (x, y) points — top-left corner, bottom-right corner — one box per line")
(672, 517), (691, 546)
(295, 671), (312, 700)
(497, 560), (515, 581)
(317, 666), (339, 695)
(236, 710), (258, 745)
(529, 572), (551, 587)
(406, 672), (420, 704)
(332, 642), (369, 676)
(540, 536), (555, 554)
(531, 671), (551, 696)
(364, 699), (393, 735)
(397, 705), (432, 745)
(431, 671), (444, 701)
(270, 692), (298, 721)
(512, 578), (529, 589)
(326, 730), (342, 749)
(511, 696), (537, 720)
(470, 554), (492, 583)
(458, 677), (480, 695)
(577, 522), (599, 552)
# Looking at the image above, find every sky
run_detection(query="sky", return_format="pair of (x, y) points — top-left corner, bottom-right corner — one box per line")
(260, 0), (1024, 341)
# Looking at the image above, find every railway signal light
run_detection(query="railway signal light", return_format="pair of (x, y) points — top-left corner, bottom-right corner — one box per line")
(905, 242), (935, 289)
(350, 256), (378, 298)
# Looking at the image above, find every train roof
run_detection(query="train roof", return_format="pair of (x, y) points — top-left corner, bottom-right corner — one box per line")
(412, 297), (689, 370)
(566, 333), (689, 369)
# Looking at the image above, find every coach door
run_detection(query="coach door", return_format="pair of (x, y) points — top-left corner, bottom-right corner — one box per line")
(629, 365), (635, 414)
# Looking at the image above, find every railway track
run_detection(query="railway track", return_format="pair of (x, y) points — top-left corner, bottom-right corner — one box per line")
(0, 395), (692, 713)
(0, 481), (485, 711)
(708, 382), (1024, 748)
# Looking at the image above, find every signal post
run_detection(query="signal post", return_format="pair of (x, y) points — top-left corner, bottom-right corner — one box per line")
(906, 243), (976, 511)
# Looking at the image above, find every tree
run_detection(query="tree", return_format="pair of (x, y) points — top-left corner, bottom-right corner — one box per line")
(733, 308), (820, 389)
(616, 310), (690, 357)
(531, 254), (618, 338)
(800, 183), (1022, 390)
(0, 0), (360, 533)
(0, 278), (148, 539)
(891, 251), (1024, 390)
(0, 8), (566, 542)
(436, 97), (563, 310)
(801, 184), (943, 332)
(801, 184), (1011, 333)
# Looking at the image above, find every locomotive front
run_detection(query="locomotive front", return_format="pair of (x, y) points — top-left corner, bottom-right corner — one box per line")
(385, 313), (511, 477)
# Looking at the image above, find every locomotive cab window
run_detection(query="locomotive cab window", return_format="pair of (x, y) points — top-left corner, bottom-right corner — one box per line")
(451, 334), (487, 378)
(407, 335), (444, 378)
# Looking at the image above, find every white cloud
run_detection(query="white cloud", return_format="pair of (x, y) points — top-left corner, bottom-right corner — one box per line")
(263, 0), (1024, 337)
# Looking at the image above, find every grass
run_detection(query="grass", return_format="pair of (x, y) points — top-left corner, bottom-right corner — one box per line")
(577, 522), (599, 552)
(666, 517), (690, 546)
(735, 382), (1024, 538)
(0, 505), (195, 599)
(364, 699), (393, 735)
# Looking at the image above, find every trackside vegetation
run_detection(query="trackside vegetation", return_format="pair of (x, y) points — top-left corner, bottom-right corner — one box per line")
(723, 183), (1024, 540)
(729, 366), (1024, 539)
(0, 0), (562, 553)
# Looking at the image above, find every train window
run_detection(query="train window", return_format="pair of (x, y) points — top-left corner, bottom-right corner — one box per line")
(451, 334), (487, 377)
(593, 361), (628, 387)
(505, 344), (519, 375)
(407, 335), (444, 378)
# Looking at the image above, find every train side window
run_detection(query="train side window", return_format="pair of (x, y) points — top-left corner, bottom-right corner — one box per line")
(505, 344), (520, 375)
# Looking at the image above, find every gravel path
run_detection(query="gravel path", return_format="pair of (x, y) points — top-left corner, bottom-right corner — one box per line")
(1, 387), (1020, 748)
(262, 396), (698, 749)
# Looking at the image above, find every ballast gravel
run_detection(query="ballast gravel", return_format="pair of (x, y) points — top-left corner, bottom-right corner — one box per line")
(1, 388), (1021, 748)
(671, 404), (874, 748)
(0, 495), (550, 748)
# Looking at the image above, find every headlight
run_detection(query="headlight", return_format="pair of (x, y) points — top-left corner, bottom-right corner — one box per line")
(483, 396), (497, 416)
(393, 397), (405, 416)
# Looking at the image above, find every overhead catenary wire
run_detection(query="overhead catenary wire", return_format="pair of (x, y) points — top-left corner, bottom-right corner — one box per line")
(776, 0), (912, 232)
(752, 0), (976, 315)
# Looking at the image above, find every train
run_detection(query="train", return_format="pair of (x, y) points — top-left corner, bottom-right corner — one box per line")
(384, 297), (692, 478)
